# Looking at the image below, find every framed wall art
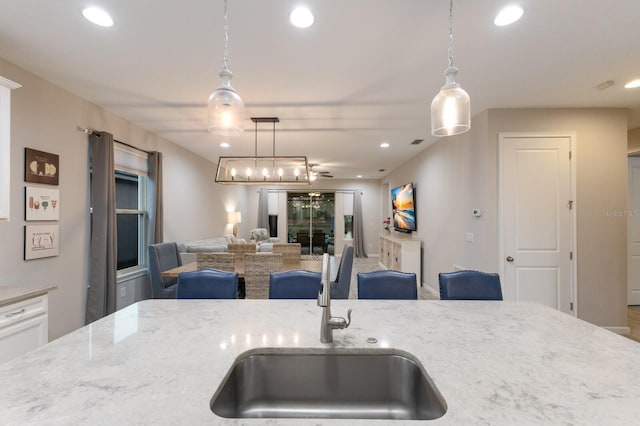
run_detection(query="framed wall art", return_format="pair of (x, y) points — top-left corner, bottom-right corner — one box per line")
(25, 186), (60, 221)
(24, 225), (59, 260)
(25, 148), (59, 185)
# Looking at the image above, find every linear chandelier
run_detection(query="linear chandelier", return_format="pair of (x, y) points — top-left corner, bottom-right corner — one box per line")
(215, 117), (310, 185)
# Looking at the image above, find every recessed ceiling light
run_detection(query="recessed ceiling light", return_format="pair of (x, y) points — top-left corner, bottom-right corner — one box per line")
(82, 7), (114, 27)
(220, 142), (230, 148)
(494, 5), (524, 27)
(624, 79), (640, 89)
(290, 6), (314, 28)
(380, 142), (390, 148)
(356, 175), (363, 178)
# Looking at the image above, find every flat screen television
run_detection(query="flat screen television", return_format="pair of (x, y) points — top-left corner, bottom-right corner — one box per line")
(390, 182), (416, 233)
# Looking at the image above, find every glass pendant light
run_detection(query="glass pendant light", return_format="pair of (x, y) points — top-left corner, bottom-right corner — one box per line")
(208, 0), (245, 136)
(431, 0), (470, 137)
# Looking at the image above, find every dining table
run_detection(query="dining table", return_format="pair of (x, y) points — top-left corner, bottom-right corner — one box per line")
(161, 257), (326, 279)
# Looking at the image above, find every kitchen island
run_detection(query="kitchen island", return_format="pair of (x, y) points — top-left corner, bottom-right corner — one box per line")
(0, 299), (639, 425)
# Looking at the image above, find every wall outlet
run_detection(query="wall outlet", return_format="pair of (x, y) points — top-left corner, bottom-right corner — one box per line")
(120, 287), (126, 298)
(465, 232), (474, 243)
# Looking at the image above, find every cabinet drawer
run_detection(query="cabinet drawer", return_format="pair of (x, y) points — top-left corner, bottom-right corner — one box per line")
(0, 295), (47, 331)
(0, 314), (48, 364)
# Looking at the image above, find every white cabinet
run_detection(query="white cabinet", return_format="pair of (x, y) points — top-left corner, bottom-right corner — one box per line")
(0, 294), (48, 364)
(378, 233), (421, 284)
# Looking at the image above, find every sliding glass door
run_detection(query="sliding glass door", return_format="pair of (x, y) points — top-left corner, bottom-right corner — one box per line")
(287, 192), (335, 255)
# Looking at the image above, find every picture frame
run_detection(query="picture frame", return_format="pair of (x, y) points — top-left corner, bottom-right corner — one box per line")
(24, 225), (59, 260)
(25, 186), (60, 221)
(25, 148), (59, 185)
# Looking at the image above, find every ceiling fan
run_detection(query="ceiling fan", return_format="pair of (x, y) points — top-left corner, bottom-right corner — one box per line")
(308, 163), (333, 180)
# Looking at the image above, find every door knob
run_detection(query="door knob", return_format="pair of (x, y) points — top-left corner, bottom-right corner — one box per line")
(506, 256), (514, 262)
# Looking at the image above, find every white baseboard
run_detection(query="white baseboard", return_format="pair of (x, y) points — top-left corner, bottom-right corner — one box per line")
(422, 282), (440, 298)
(603, 326), (631, 336)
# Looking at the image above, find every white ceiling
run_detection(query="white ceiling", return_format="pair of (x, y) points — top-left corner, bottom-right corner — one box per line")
(1, 0), (639, 179)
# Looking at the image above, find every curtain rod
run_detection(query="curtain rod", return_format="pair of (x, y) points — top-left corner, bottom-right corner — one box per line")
(77, 126), (150, 155)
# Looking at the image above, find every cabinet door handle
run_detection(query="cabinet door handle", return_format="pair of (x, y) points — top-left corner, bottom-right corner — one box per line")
(6, 308), (26, 318)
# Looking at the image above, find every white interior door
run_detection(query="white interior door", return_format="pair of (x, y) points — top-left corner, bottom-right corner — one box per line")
(499, 134), (573, 314)
(628, 157), (640, 305)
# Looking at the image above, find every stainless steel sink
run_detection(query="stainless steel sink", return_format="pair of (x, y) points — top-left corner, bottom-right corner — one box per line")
(210, 349), (447, 420)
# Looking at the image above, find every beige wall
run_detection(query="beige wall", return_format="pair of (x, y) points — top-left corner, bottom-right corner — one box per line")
(629, 128), (640, 153)
(2, 47), (629, 338)
(385, 111), (492, 288)
(0, 57), (246, 340)
(387, 108), (628, 328)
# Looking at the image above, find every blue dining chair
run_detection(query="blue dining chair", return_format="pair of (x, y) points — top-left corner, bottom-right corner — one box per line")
(331, 245), (354, 299)
(357, 270), (418, 300)
(176, 269), (238, 299)
(438, 270), (503, 300)
(269, 270), (322, 299)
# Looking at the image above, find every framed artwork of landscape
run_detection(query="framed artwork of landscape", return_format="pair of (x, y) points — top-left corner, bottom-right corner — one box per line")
(25, 148), (59, 185)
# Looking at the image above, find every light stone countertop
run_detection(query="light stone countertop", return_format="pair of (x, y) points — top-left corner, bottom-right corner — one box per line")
(0, 299), (639, 425)
(0, 283), (57, 307)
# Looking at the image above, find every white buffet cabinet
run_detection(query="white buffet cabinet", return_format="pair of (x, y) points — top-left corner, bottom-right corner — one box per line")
(378, 232), (421, 285)
(0, 284), (56, 364)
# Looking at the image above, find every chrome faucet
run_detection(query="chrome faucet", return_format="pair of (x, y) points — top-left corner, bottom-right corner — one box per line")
(318, 253), (352, 343)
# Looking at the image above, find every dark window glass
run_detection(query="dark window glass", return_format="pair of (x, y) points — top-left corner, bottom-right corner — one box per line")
(344, 215), (354, 238)
(117, 214), (139, 269)
(116, 173), (138, 210)
(268, 215), (278, 237)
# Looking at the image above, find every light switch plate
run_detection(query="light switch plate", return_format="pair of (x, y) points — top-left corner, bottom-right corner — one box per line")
(465, 232), (474, 243)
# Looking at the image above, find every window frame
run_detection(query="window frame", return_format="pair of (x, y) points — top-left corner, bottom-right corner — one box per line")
(0, 76), (21, 221)
(114, 166), (148, 277)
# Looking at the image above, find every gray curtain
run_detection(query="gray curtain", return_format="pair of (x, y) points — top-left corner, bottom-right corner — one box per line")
(86, 131), (117, 324)
(148, 151), (163, 244)
(257, 188), (269, 233)
(353, 190), (368, 258)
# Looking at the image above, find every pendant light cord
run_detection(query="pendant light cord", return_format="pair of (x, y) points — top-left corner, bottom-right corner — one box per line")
(447, 0), (454, 69)
(223, 0), (230, 72)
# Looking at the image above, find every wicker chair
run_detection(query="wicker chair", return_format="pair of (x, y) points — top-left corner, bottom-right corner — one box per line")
(272, 243), (302, 262)
(244, 253), (283, 299)
(227, 243), (257, 255)
(196, 252), (235, 272)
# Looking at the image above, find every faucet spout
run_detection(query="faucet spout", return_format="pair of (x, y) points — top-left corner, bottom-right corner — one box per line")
(318, 253), (351, 343)
(317, 254), (331, 308)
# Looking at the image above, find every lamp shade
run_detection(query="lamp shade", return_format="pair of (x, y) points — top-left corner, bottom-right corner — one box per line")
(431, 80), (470, 137)
(431, 0), (471, 137)
(227, 211), (241, 225)
(208, 70), (245, 136)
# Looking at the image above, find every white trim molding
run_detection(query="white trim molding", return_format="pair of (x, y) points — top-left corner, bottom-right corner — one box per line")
(0, 76), (22, 221)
